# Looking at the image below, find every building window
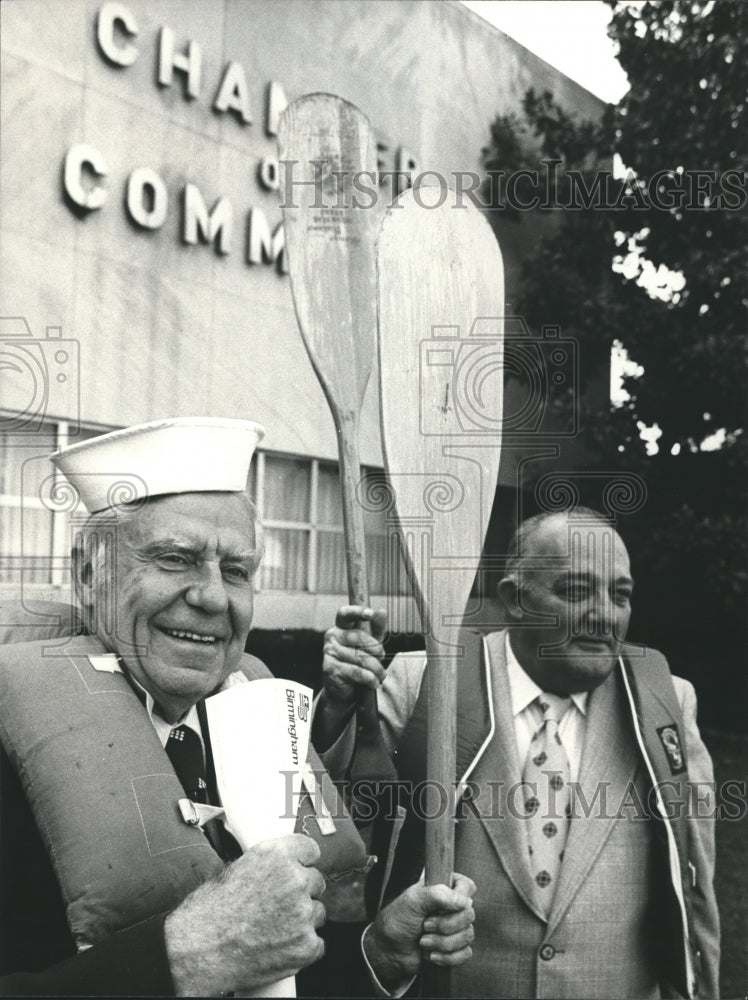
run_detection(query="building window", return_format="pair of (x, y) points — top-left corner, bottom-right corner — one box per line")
(252, 452), (408, 594)
(0, 419), (105, 586)
(0, 427), (407, 597)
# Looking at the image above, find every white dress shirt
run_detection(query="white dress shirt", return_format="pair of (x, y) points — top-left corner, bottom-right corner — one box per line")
(127, 673), (203, 748)
(504, 632), (588, 781)
(129, 668), (249, 748)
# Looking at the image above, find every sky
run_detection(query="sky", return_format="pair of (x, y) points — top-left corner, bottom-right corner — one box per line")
(461, 0), (630, 104)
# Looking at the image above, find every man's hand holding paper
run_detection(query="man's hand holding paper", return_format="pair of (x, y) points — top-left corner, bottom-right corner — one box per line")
(165, 834), (326, 996)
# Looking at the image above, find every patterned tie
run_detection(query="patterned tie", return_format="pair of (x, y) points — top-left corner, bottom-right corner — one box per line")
(165, 725), (208, 804)
(523, 692), (572, 915)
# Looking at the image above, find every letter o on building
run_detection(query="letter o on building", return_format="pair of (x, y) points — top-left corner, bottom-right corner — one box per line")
(126, 168), (168, 229)
(258, 155), (280, 191)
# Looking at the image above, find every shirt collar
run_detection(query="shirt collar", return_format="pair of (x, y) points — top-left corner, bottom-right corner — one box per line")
(127, 668), (248, 723)
(127, 671), (202, 735)
(505, 632), (588, 717)
(141, 671), (249, 748)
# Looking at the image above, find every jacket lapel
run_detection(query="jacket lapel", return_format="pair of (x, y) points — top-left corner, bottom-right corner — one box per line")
(547, 667), (639, 931)
(471, 631), (546, 920)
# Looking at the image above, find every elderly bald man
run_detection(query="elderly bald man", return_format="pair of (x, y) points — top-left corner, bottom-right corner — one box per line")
(316, 507), (720, 999)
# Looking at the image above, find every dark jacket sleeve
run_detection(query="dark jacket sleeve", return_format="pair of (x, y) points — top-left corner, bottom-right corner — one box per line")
(0, 915), (175, 997)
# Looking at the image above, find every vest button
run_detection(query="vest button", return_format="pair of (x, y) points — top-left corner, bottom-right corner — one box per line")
(539, 944), (555, 961)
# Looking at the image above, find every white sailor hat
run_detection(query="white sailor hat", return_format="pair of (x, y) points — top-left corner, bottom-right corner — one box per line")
(50, 417), (265, 513)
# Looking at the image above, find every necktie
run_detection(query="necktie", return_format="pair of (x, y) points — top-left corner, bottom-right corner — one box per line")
(523, 693), (572, 915)
(167, 716), (243, 862)
(165, 724), (208, 804)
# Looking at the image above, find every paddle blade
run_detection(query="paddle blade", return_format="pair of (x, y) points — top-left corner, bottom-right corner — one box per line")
(378, 193), (503, 998)
(279, 93), (378, 418)
(279, 94), (395, 790)
(377, 189), (505, 643)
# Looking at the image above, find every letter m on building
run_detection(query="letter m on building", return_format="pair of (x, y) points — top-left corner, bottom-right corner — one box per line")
(183, 183), (233, 254)
(247, 209), (287, 273)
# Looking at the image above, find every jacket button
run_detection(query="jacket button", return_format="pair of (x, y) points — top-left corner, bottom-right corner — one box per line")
(539, 944), (555, 961)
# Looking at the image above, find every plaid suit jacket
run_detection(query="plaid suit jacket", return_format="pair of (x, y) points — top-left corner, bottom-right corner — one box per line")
(337, 630), (720, 999)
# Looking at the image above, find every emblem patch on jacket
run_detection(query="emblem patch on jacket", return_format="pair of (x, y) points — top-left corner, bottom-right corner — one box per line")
(657, 724), (687, 774)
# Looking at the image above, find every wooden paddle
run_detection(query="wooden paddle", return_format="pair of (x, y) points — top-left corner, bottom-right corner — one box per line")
(377, 188), (504, 994)
(278, 93), (396, 788)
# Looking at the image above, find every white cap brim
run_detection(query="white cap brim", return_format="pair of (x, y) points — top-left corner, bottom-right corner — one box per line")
(50, 417), (265, 513)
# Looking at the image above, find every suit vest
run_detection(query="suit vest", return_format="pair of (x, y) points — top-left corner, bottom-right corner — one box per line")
(381, 630), (701, 998)
(0, 636), (366, 951)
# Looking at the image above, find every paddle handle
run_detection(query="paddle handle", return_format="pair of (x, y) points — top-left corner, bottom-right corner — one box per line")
(335, 412), (373, 739)
(422, 639), (457, 998)
(424, 641), (457, 884)
(335, 410), (400, 791)
(336, 411), (369, 607)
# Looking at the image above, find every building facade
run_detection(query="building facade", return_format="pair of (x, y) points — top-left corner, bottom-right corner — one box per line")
(0, 0), (602, 631)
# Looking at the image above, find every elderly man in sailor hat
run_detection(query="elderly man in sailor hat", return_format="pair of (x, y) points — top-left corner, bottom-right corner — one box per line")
(0, 418), (476, 997)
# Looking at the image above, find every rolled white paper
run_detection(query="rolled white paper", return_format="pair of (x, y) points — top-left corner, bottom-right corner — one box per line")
(206, 678), (314, 998)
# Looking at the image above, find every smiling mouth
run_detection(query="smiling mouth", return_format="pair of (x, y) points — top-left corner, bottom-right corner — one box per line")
(574, 638), (613, 650)
(160, 627), (219, 645)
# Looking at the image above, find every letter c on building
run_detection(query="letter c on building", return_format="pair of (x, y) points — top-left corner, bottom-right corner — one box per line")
(63, 145), (109, 211)
(97, 2), (139, 67)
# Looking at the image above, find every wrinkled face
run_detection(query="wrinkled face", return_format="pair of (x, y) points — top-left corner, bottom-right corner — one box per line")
(84, 492), (259, 721)
(506, 515), (633, 694)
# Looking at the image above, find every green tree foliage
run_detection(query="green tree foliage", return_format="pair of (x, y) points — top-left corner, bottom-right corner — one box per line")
(482, 0), (747, 728)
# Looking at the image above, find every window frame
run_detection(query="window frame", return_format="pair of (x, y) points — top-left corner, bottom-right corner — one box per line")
(0, 417), (91, 586)
(0, 426), (396, 596)
(254, 450), (372, 595)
